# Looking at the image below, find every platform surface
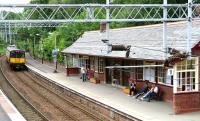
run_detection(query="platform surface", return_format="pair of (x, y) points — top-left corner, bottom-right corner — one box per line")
(0, 90), (26, 121)
(26, 54), (200, 121)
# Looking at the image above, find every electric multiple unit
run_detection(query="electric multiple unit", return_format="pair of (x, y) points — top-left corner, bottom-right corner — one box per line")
(6, 45), (26, 70)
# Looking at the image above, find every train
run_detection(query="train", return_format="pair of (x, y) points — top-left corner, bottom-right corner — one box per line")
(6, 45), (26, 70)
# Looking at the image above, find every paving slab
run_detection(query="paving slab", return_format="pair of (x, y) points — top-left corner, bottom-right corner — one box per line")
(0, 90), (26, 121)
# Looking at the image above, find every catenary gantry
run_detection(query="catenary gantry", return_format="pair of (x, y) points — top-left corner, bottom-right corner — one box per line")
(0, 3), (199, 28)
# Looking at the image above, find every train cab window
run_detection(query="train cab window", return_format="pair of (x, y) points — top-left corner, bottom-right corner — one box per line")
(10, 51), (25, 58)
(10, 52), (16, 58)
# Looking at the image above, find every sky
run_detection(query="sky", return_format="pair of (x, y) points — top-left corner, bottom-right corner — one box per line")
(0, 0), (31, 4)
(0, 0), (31, 12)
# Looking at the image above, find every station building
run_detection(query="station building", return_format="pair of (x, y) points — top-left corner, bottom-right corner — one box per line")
(62, 21), (200, 114)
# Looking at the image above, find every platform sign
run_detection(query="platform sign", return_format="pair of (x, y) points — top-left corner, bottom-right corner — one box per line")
(52, 49), (58, 56)
(52, 49), (58, 63)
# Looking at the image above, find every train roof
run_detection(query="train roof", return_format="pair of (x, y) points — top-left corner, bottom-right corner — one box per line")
(7, 45), (24, 52)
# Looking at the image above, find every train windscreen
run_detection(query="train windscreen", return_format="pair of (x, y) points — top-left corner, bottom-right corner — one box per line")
(10, 51), (25, 58)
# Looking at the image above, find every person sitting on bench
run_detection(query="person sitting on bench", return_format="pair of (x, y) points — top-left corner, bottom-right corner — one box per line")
(135, 80), (149, 99)
(140, 83), (158, 102)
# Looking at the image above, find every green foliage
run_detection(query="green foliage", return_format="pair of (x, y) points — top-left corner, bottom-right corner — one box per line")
(0, 39), (6, 55)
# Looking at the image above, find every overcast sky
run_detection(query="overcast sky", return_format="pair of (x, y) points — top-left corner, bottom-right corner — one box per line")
(0, 0), (31, 12)
(0, 0), (31, 4)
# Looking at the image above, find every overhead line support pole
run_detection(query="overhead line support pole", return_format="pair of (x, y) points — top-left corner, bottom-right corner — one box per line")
(5, 23), (7, 43)
(106, 0), (110, 54)
(187, 0), (192, 58)
(163, 0), (168, 59)
(9, 22), (11, 44)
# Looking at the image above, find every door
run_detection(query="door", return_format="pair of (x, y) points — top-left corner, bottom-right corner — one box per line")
(106, 68), (112, 84)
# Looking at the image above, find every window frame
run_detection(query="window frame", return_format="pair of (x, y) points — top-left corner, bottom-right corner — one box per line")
(90, 56), (95, 71)
(137, 61), (143, 80)
(174, 57), (198, 92)
(98, 57), (104, 73)
(157, 67), (166, 84)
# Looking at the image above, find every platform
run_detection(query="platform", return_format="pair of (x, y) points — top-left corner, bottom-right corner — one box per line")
(0, 90), (26, 121)
(26, 54), (200, 121)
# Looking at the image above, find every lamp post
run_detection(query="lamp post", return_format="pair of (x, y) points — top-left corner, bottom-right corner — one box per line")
(33, 35), (35, 59)
(49, 32), (58, 73)
(35, 34), (43, 63)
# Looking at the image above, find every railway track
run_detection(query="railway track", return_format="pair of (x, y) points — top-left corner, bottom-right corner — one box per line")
(0, 59), (48, 121)
(1, 57), (109, 121)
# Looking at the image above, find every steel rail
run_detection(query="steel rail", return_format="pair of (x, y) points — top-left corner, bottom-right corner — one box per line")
(14, 71), (80, 121)
(26, 64), (142, 121)
(0, 59), (49, 121)
(22, 71), (106, 121)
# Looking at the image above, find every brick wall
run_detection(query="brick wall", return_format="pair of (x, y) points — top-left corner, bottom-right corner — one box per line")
(66, 67), (80, 76)
(173, 92), (200, 114)
(136, 81), (173, 102)
(87, 70), (95, 78)
(198, 58), (200, 92)
(94, 72), (105, 83)
(157, 84), (173, 103)
(192, 46), (200, 92)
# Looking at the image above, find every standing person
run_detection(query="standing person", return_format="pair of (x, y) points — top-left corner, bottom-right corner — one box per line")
(135, 80), (149, 99)
(81, 66), (86, 82)
(129, 80), (137, 96)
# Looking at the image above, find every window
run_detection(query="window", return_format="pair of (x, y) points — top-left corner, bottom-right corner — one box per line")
(66, 55), (73, 67)
(90, 57), (95, 70)
(130, 67), (135, 79)
(93, 57), (104, 73)
(98, 58), (104, 73)
(10, 51), (25, 58)
(94, 57), (98, 72)
(158, 67), (166, 83)
(72, 55), (79, 67)
(137, 61), (143, 80)
(175, 58), (198, 92)
(79, 55), (84, 67)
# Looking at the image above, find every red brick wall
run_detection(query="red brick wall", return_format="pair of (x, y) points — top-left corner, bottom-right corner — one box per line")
(66, 67), (80, 76)
(157, 84), (173, 103)
(136, 81), (173, 102)
(87, 70), (95, 78)
(192, 47), (200, 91)
(94, 72), (105, 83)
(198, 58), (200, 91)
(173, 92), (200, 114)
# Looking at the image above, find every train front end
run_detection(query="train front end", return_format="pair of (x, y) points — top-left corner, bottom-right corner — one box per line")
(9, 50), (26, 70)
